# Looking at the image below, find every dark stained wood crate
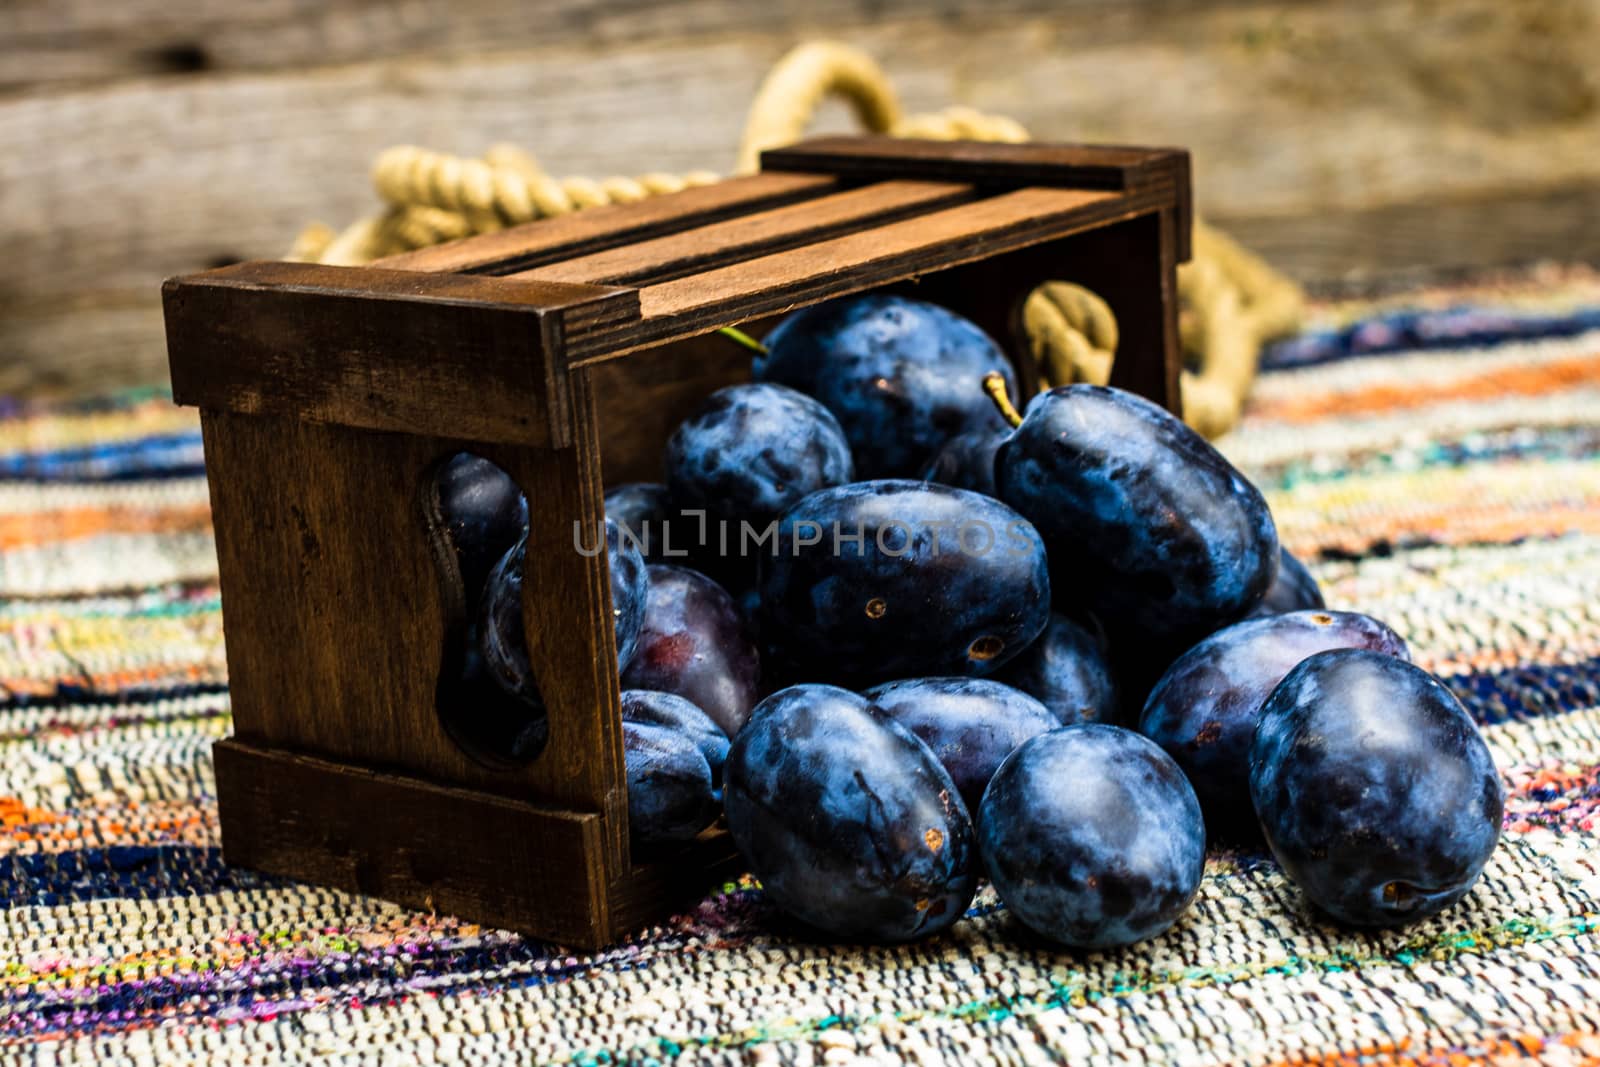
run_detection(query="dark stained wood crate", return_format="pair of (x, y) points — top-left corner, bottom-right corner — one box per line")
(161, 135), (1191, 949)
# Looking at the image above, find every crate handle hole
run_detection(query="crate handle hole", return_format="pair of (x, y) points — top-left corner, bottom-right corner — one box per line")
(1022, 281), (1118, 389)
(423, 452), (549, 768)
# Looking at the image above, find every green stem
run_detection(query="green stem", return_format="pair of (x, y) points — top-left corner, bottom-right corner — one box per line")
(718, 326), (768, 356)
(983, 372), (1024, 429)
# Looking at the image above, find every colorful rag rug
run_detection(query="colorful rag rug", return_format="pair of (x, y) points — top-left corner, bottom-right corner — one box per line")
(5, 264), (1600, 1066)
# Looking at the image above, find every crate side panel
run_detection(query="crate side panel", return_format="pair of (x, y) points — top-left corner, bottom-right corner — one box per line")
(478, 365), (630, 859)
(215, 739), (616, 948)
(164, 262), (637, 446)
(200, 410), (629, 833)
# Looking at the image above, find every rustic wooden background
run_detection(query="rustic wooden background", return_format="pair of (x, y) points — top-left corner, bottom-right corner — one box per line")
(4, 0), (1599, 394)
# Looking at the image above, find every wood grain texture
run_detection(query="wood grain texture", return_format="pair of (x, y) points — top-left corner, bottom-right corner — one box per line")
(515, 179), (977, 286)
(213, 739), (617, 947)
(1076, 212), (1183, 410)
(378, 173), (839, 276)
(216, 733), (744, 947)
(589, 185), (1170, 362)
(761, 136), (1192, 259)
(164, 261), (638, 446)
(1, 0), (1163, 91)
(197, 408), (629, 832)
(7, 0), (1598, 389)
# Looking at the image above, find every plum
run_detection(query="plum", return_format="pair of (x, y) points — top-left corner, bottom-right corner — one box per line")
(604, 482), (687, 565)
(922, 427), (1008, 498)
(979, 725), (1206, 949)
(438, 619), (549, 763)
(620, 565), (761, 737)
(479, 517), (647, 708)
(993, 612), (1118, 726)
(863, 677), (1059, 814)
(995, 385), (1279, 650)
(757, 295), (1017, 478)
(1139, 610), (1409, 839)
(1248, 545), (1326, 617)
(665, 383), (853, 525)
(735, 584), (762, 640)
(624, 720), (719, 848)
(620, 689), (730, 786)
(723, 684), (976, 942)
(431, 453), (527, 610)
(759, 480), (1050, 687)
(1250, 649), (1504, 926)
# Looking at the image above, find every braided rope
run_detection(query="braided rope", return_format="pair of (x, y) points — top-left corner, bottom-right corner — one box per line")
(292, 40), (1302, 436)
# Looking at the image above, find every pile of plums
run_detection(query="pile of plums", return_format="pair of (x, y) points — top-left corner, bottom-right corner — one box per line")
(433, 293), (1505, 950)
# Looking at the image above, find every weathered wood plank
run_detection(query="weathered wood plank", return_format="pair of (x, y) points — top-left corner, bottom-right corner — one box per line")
(1221, 183), (1600, 287)
(164, 262), (638, 445)
(7, 0), (1597, 305)
(379, 173), (838, 275)
(213, 738), (618, 947)
(761, 136), (1192, 259)
(0, 0), (1275, 91)
(513, 179), (976, 286)
(5, 0), (1597, 390)
(602, 186), (1140, 357)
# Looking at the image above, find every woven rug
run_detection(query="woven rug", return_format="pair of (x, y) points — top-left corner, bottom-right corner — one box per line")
(5, 265), (1600, 1066)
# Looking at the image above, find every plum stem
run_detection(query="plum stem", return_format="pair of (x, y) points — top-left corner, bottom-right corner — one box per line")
(983, 372), (1024, 428)
(718, 326), (768, 356)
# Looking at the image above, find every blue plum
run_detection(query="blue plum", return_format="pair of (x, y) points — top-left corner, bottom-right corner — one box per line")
(995, 385), (1279, 649)
(735, 584), (762, 639)
(723, 684), (977, 942)
(1248, 545), (1326, 618)
(993, 612), (1118, 726)
(479, 518), (648, 708)
(620, 565), (761, 737)
(759, 480), (1051, 687)
(438, 619), (549, 763)
(1250, 649), (1504, 926)
(665, 383), (853, 525)
(623, 720), (719, 848)
(605, 482), (673, 532)
(620, 689), (730, 786)
(979, 725), (1206, 949)
(862, 677), (1059, 814)
(922, 427), (1008, 498)
(432, 453), (528, 609)
(604, 482), (686, 565)
(1139, 610), (1409, 839)
(757, 295), (1017, 478)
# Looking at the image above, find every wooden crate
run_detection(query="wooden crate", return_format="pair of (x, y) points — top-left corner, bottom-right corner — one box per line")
(161, 135), (1191, 949)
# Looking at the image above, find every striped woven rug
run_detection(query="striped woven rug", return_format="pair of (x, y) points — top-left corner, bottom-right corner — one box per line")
(5, 264), (1600, 1066)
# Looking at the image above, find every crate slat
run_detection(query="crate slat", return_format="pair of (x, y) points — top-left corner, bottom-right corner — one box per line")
(214, 739), (617, 946)
(567, 184), (1161, 363)
(762, 136), (1193, 260)
(511, 179), (977, 287)
(377, 172), (839, 276)
(164, 261), (637, 446)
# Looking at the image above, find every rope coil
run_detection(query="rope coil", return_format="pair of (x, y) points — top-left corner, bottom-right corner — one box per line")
(293, 40), (1302, 437)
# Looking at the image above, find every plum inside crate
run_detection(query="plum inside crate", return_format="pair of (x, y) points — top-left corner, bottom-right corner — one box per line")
(161, 135), (1192, 948)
